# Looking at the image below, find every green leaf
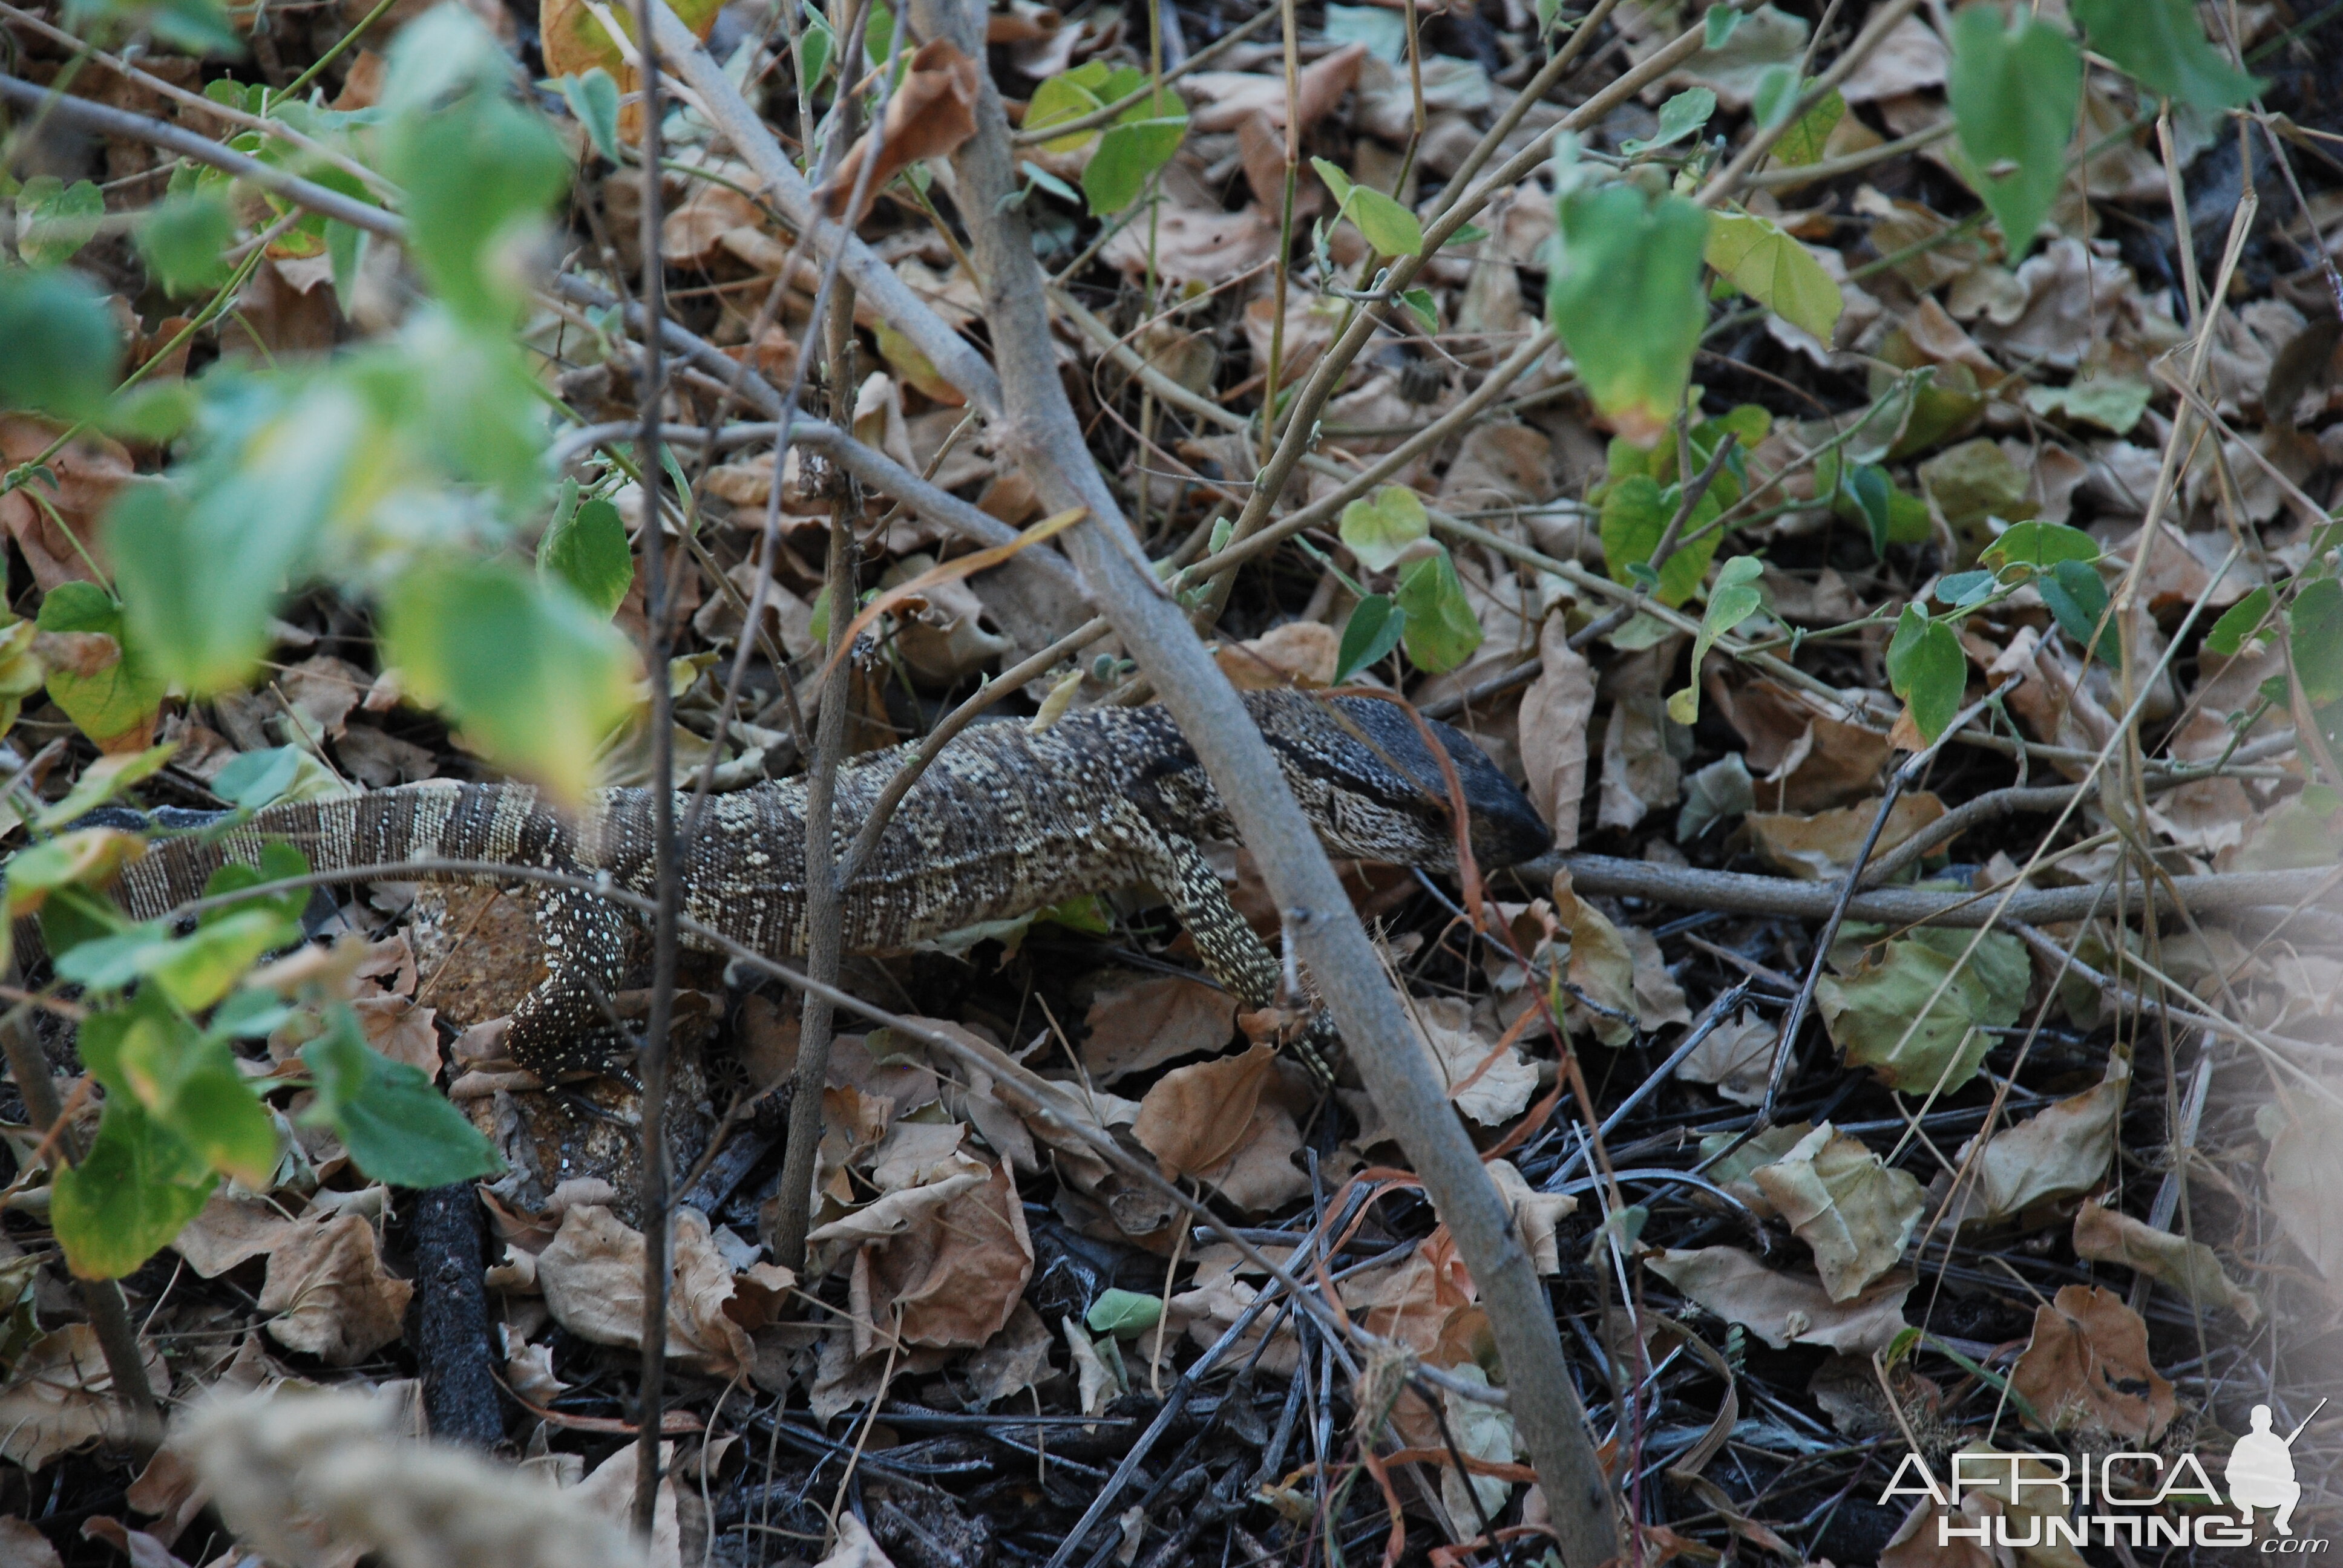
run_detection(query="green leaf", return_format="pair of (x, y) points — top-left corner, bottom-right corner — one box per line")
(1946, 7), (2081, 263)
(1400, 287), (1438, 332)
(539, 493), (634, 618)
(1083, 110), (1187, 215)
(1337, 484), (1430, 573)
(1394, 549), (1483, 675)
(0, 266), (122, 422)
(146, 908), (296, 1013)
(378, 7), (571, 324)
(1981, 520), (2100, 574)
(2021, 375), (2151, 435)
(2205, 585), (2274, 658)
(1546, 185), (1709, 446)
(301, 1009), (502, 1187)
(559, 68), (622, 163)
(1704, 5), (1742, 48)
(1668, 554), (1766, 726)
(202, 841), (311, 929)
(1026, 68), (1109, 153)
(1324, 4), (1408, 62)
(1086, 1287), (1164, 1338)
(1749, 64), (1801, 128)
(1935, 569), (1996, 609)
(1771, 87), (1845, 167)
(50, 1097), (217, 1279)
(2071, 0), (2261, 111)
(1620, 88), (1715, 155)
(2039, 558), (2115, 665)
(211, 746), (301, 809)
(1311, 157), (1423, 257)
(4, 828), (147, 919)
(1599, 474), (1719, 608)
(36, 583), (168, 752)
(18, 178), (106, 268)
(135, 193), (235, 297)
(1886, 604), (1967, 743)
(379, 557), (637, 802)
(2290, 576), (2343, 708)
(63, 0), (239, 55)
(1815, 938), (1996, 1096)
(106, 382), (200, 444)
(1704, 212), (1842, 344)
(1334, 594), (1406, 685)
(795, 7), (834, 97)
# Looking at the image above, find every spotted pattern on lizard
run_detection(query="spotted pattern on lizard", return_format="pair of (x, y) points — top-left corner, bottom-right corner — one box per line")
(97, 692), (1552, 1079)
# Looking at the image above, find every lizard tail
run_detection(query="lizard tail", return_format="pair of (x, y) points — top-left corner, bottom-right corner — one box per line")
(105, 780), (570, 923)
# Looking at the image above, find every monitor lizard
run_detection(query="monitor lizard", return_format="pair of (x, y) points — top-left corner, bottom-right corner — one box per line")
(86, 691), (1552, 1081)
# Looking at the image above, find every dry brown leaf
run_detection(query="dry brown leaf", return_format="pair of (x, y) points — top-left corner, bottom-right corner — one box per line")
(1061, 1316), (1118, 1417)
(1552, 867), (1637, 1045)
(1934, 1054), (2129, 1229)
(1215, 622), (1339, 691)
(1598, 668), (1683, 832)
(1746, 793), (1948, 880)
(2073, 1200), (2258, 1324)
(1645, 1247), (1911, 1353)
(537, 1204), (791, 1379)
(1748, 1125), (1925, 1301)
(1436, 424), (1553, 511)
(0, 417), (125, 590)
(820, 42), (981, 224)
(855, 1159), (1033, 1349)
(1708, 677), (1892, 811)
(1407, 995), (1538, 1124)
(1240, 291), (1347, 391)
(1134, 1043), (1277, 1175)
(2262, 1100), (2343, 1282)
(172, 1191), (303, 1278)
(1185, 42), (1365, 136)
(1103, 203), (1278, 284)
(1488, 1158), (1576, 1273)
(0, 1327), (169, 1470)
(1191, 1098), (1310, 1212)
(0, 1519), (64, 1568)
(1676, 1008), (1780, 1106)
(963, 1301), (1054, 1407)
(257, 1213), (414, 1365)
(815, 1511), (899, 1568)
(1622, 924), (1691, 1031)
(1165, 1269), (1300, 1376)
(354, 995), (441, 1075)
(1518, 613), (1594, 851)
(574, 1439), (681, 1568)
(2008, 1284), (2174, 1442)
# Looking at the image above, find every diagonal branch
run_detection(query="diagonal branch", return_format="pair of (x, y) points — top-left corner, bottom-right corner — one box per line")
(896, 0), (1620, 1560)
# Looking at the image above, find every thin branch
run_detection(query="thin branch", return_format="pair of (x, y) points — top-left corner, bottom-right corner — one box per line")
(0, 74), (399, 236)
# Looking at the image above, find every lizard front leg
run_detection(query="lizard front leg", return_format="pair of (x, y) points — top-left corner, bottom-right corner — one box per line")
(1130, 826), (1342, 1085)
(504, 886), (636, 1079)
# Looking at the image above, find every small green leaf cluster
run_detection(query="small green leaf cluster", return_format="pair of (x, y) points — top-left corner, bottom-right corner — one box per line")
(1026, 61), (1190, 216)
(1329, 486), (1485, 682)
(1591, 404), (1771, 610)
(1884, 521), (2107, 743)
(12, 828), (498, 1280)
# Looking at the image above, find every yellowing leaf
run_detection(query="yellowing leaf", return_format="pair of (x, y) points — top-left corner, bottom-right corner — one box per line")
(1547, 185), (1708, 446)
(1748, 1124), (1925, 1301)
(1705, 212), (1842, 344)
(1337, 484), (1430, 573)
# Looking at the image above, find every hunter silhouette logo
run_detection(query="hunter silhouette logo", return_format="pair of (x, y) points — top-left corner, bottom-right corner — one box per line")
(1881, 1398), (2328, 1552)
(2230, 1402), (2321, 1536)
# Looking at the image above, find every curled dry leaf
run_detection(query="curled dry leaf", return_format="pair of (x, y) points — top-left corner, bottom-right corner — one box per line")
(1133, 1042), (1277, 1175)
(537, 1204), (795, 1379)
(1748, 1124), (1925, 1301)
(963, 1301), (1054, 1407)
(850, 1160), (1033, 1349)
(1517, 613), (1595, 852)
(1406, 995), (1538, 1125)
(0, 1519), (64, 1568)
(2259, 1100), (2343, 1283)
(820, 42), (983, 225)
(2008, 1284), (2174, 1443)
(0, 1327), (170, 1471)
(815, 1511), (899, 1568)
(0, 417), (125, 591)
(1933, 1053), (2129, 1229)
(257, 1214), (414, 1366)
(1488, 1158), (1577, 1274)
(1746, 792), (1947, 880)
(1551, 868), (1637, 1045)
(1646, 1247), (1911, 1354)
(1676, 1008), (1781, 1106)
(2073, 1201), (2258, 1325)
(1080, 969), (1239, 1083)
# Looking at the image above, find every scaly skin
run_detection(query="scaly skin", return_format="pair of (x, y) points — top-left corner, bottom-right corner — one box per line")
(103, 691), (1552, 1079)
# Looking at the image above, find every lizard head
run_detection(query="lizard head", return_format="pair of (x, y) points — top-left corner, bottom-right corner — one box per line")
(1246, 691), (1553, 872)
